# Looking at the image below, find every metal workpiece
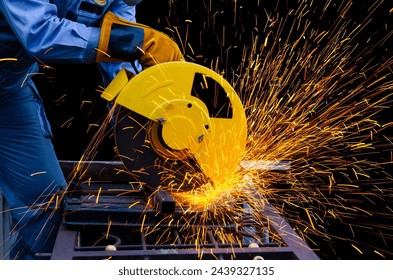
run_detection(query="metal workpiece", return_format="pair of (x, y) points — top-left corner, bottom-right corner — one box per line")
(153, 190), (176, 214)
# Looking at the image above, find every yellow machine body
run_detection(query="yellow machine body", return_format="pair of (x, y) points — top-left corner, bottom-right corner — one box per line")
(101, 61), (247, 187)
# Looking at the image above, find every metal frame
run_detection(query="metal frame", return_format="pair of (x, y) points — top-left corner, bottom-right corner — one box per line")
(50, 161), (319, 260)
(51, 206), (318, 260)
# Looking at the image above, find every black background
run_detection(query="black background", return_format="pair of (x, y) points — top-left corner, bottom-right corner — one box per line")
(35, 0), (392, 259)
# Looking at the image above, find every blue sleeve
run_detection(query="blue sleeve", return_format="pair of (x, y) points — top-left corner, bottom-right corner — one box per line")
(0, 0), (101, 63)
(108, 0), (137, 21)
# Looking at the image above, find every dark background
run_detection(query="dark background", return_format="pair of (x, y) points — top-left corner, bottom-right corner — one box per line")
(35, 0), (392, 259)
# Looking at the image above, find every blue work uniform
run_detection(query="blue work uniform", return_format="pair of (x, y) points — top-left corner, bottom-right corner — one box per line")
(0, 0), (141, 259)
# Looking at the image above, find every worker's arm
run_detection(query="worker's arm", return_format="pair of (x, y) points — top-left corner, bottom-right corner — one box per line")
(0, 0), (183, 68)
(0, 0), (100, 64)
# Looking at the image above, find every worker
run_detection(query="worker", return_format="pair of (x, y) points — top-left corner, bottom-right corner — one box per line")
(0, 0), (183, 259)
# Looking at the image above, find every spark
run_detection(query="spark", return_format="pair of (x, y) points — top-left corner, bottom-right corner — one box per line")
(305, 209), (316, 230)
(374, 250), (385, 258)
(80, 100), (92, 110)
(95, 48), (110, 58)
(95, 187), (102, 204)
(61, 117), (74, 128)
(352, 206), (373, 216)
(351, 244), (363, 255)
(105, 220), (112, 240)
(87, 123), (99, 134)
(128, 201), (141, 209)
(30, 171), (47, 176)
(0, 58), (17, 62)
(21, 72), (44, 87)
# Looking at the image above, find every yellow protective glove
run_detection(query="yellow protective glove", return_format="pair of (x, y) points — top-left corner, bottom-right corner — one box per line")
(97, 11), (184, 69)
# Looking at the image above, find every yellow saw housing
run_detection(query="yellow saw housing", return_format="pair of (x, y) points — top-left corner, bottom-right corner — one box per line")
(101, 61), (247, 187)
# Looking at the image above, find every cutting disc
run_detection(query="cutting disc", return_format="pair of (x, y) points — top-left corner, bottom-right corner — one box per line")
(114, 106), (207, 190)
(102, 62), (247, 191)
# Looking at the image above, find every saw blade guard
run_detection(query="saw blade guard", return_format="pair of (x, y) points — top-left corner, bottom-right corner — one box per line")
(102, 61), (247, 188)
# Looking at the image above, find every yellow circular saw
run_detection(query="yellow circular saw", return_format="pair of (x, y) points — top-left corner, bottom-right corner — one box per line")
(101, 62), (247, 191)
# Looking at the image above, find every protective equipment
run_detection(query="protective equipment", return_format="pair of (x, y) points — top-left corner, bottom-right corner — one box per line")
(97, 11), (184, 69)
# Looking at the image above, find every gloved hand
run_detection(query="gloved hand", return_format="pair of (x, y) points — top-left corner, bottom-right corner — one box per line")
(97, 11), (184, 69)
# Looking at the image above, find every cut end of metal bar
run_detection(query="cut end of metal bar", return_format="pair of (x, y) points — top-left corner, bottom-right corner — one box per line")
(153, 190), (176, 214)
